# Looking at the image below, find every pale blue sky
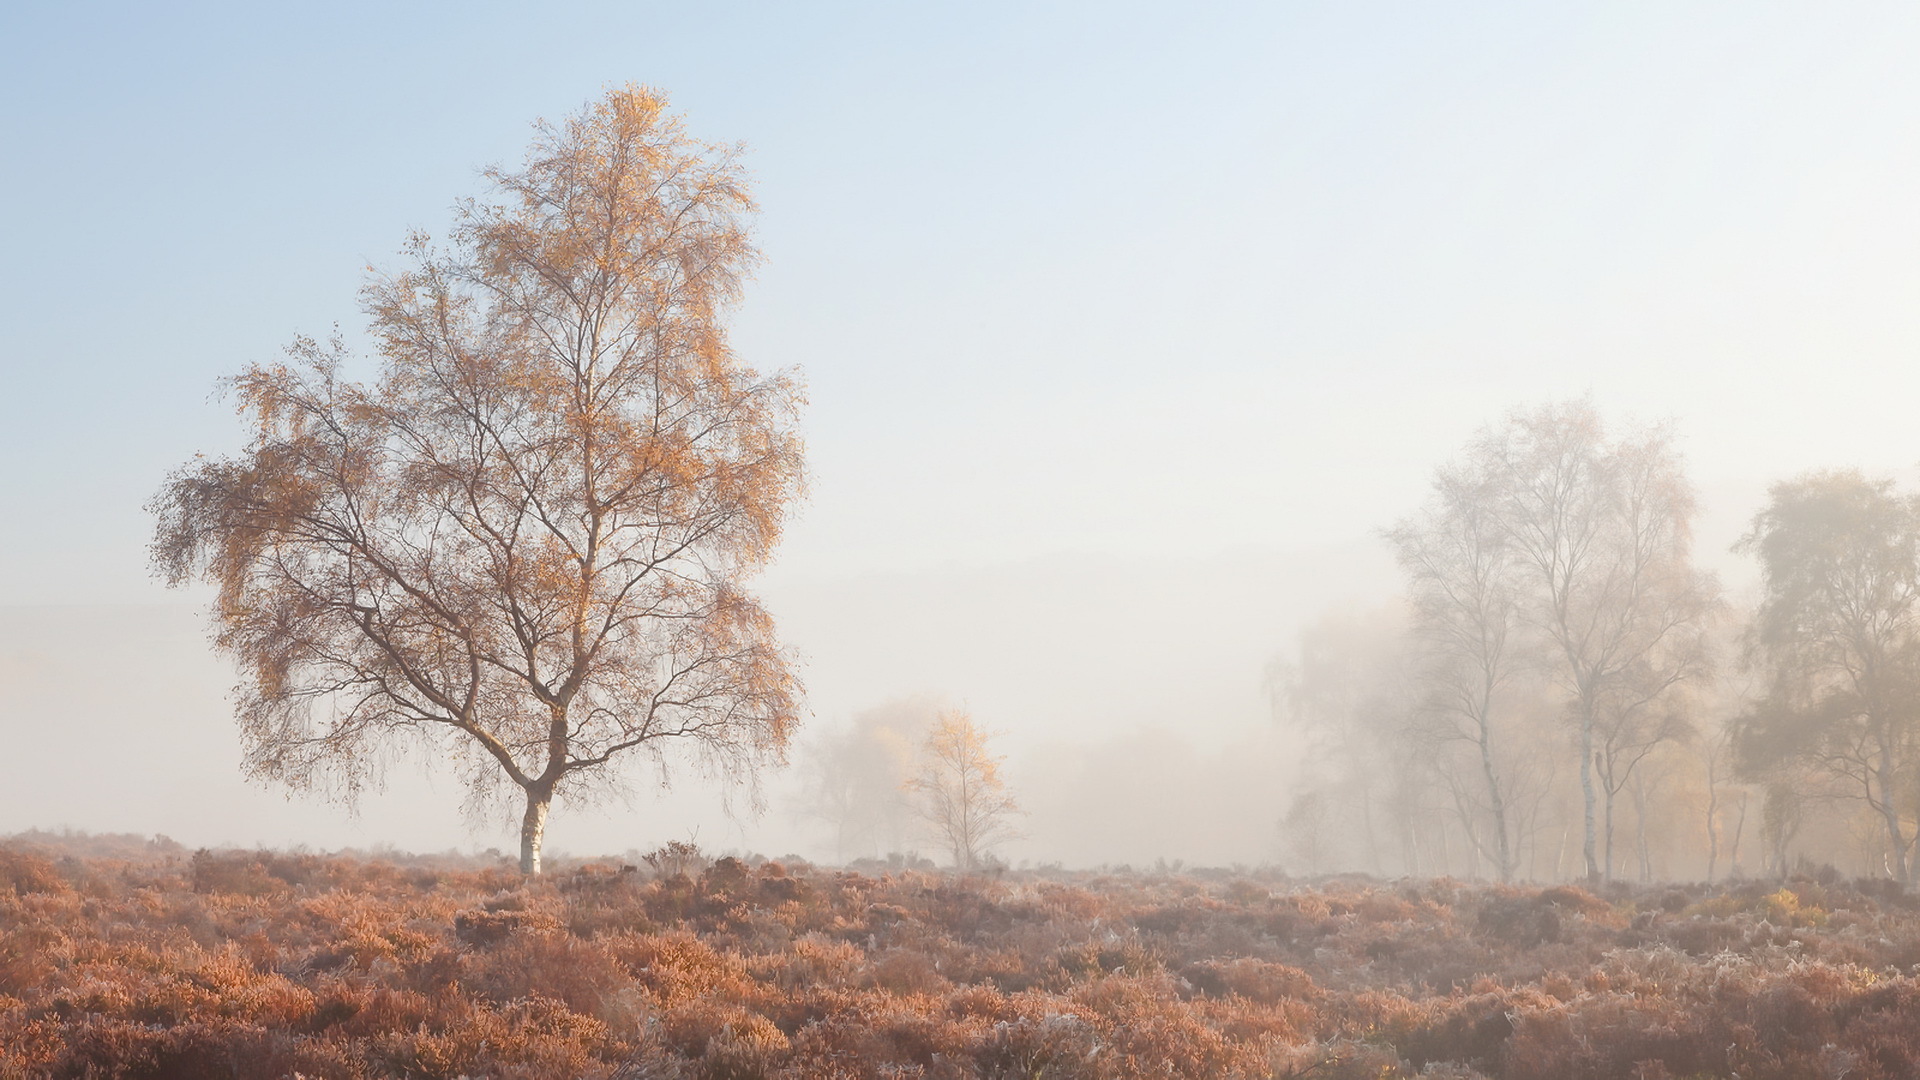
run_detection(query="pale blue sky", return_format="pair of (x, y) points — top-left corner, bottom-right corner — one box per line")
(4, 3), (1920, 858)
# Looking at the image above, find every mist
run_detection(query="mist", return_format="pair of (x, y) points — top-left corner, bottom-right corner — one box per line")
(7, 4), (1920, 884)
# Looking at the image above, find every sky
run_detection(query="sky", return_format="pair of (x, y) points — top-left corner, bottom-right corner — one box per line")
(4, 2), (1920, 864)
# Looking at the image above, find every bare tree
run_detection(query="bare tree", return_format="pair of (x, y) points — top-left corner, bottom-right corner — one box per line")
(1388, 465), (1527, 882)
(1702, 730), (1742, 882)
(1593, 666), (1699, 879)
(1478, 401), (1717, 881)
(905, 710), (1023, 871)
(149, 87), (804, 874)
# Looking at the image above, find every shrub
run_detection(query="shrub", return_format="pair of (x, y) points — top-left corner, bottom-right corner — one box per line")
(0, 846), (67, 896)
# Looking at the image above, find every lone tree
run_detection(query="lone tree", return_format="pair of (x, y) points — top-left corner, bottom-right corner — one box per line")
(905, 710), (1023, 871)
(150, 87), (804, 874)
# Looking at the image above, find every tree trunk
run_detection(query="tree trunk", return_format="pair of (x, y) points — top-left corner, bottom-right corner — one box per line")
(1633, 777), (1652, 882)
(1603, 780), (1617, 883)
(1478, 725), (1513, 882)
(1579, 698), (1599, 882)
(1705, 762), (1721, 883)
(1401, 803), (1421, 877)
(1729, 792), (1747, 877)
(1879, 800), (1909, 887)
(520, 788), (552, 875)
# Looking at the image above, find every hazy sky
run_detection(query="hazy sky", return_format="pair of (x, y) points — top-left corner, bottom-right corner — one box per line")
(4, 3), (1920, 862)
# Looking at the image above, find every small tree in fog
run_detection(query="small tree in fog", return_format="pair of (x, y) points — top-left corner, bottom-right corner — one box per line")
(1282, 789), (1331, 875)
(1267, 608), (1422, 875)
(800, 697), (939, 862)
(149, 87), (804, 874)
(1388, 464), (1526, 882)
(906, 710), (1023, 871)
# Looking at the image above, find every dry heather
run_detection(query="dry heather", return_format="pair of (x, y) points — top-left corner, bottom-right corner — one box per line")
(3, 837), (1920, 1079)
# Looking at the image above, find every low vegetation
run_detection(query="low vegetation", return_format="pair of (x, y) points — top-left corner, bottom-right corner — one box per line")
(5, 834), (1920, 1079)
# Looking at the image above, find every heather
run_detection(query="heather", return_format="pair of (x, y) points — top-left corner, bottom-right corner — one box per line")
(4, 838), (1920, 1079)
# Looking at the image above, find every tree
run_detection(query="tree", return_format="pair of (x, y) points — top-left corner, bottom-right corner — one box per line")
(905, 710), (1023, 871)
(799, 696), (939, 862)
(1281, 788), (1331, 876)
(149, 87), (804, 874)
(1701, 724), (1750, 882)
(1388, 465), (1526, 882)
(1478, 401), (1716, 881)
(1266, 607), (1421, 876)
(1734, 471), (1920, 885)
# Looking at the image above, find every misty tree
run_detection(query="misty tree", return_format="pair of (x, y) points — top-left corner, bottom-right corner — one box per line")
(1734, 471), (1920, 885)
(1477, 401), (1717, 882)
(1624, 743), (1696, 881)
(1387, 464), (1528, 882)
(1266, 608), (1421, 875)
(1760, 782), (1809, 878)
(905, 709), (1023, 871)
(1701, 724), (1751, 882)
(1281, 789), (1331, 876)
(799, 697), (939, 862)
(149, 87), (804, 874)
(1592, 660), (1703, 879)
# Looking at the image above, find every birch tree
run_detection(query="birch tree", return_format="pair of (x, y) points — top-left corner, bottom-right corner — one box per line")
(1474, 402), (1716, 881)
(1388, 466), (1526, 882)
(905, 710), (1023, 871)
(150, 86), (804, 874)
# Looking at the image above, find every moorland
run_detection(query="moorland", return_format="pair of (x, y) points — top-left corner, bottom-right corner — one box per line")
(2, 833), (1918, 1080)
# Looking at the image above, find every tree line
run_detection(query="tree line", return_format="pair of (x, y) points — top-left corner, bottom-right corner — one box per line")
(1273, 400), (1920, 886)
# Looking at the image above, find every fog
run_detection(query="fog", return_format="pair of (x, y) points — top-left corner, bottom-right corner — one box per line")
(6, 4), (1920, 874)
(0, 540), (1390, 864)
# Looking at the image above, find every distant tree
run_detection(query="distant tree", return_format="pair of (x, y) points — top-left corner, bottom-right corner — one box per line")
(1266, 607), (1420, 875)
(1282, 788), (1331, 876)
(1387, 464), (1527, 882)
(1591, 660), (1701, 879)
(1734, 471), (1920, 885)
(149, 87), (804, 874)
(1701, 727), (1748, 882)
(905, 710), (1023, 871)
(1477, 401), (1716, 881)
(1760, 782), (1808, 879)
(799, 697), (939, 862)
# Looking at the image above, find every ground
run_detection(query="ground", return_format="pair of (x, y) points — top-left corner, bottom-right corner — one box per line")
(2, 833), (1918, 1079)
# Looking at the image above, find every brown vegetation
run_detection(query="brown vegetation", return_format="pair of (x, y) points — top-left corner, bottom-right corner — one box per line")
(7, 835), (1920, 1078)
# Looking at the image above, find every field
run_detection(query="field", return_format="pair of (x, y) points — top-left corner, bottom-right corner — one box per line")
(3, 836), (1920, 1079)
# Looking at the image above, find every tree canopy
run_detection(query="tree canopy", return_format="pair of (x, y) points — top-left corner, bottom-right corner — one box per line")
(1735, 470), (1920, 884)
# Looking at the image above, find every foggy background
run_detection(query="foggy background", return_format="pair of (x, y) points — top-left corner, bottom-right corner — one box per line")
(5, 2), (1920, 866)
